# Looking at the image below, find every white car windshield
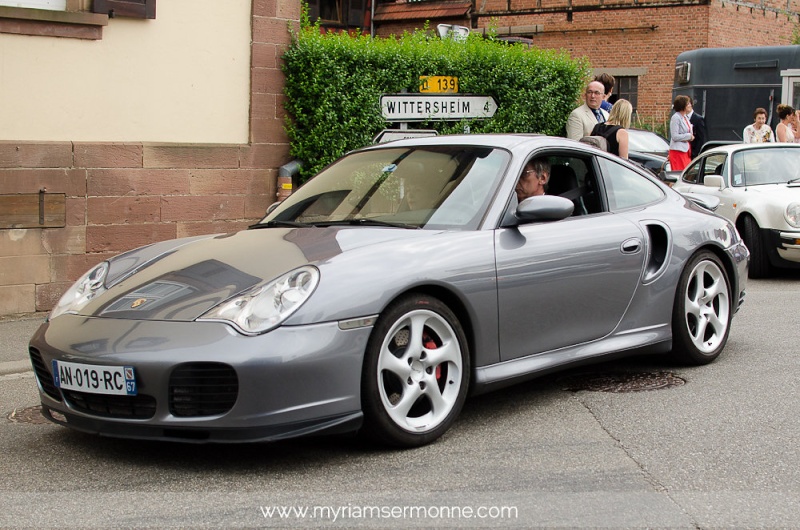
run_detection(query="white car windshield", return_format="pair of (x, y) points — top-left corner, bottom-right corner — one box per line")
(261, 146), (510, 230)
(731, 147), (800, 186)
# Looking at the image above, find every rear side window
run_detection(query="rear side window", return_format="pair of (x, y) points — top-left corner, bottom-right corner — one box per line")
(598, 158), (664, 212)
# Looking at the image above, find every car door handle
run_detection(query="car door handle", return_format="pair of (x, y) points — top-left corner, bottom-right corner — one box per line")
(621, 238), (642, 254)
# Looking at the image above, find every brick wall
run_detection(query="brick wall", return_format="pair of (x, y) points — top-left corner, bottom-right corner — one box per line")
(377, 0), (799, 124)
(0, 0), (297, 317)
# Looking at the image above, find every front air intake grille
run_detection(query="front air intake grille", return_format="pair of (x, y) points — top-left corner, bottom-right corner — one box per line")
(169, 362), (238, 417)
(62, 390), (157, 419)
(29, 348), (62, 401)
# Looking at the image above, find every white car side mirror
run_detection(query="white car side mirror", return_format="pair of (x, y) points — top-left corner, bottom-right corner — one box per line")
(704, 175), (724, 190)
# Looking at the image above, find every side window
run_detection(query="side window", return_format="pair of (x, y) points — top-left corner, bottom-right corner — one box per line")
(543, 154), (604, 216)
(308, 0), (366, 27)
(612, 76), (638, 111)
(700, 154), (727, 184)
(682, 159), (702, 184)
(598, 157), (664, 212)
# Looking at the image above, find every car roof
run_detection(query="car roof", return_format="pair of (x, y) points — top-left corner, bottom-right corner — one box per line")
(362, 133), (579, 151)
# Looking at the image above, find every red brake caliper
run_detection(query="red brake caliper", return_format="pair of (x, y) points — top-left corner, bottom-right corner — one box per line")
(423, 334), (441, 380)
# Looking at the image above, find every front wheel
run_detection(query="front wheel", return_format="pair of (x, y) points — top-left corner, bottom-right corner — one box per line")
(361, 294), (470, 447)
(670, 251), (732, 365)
(742, 216), (771, 278)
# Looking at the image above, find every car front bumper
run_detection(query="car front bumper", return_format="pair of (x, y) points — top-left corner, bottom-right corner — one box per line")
(29, 315), (371, 443)
(774, 229), (800, 265)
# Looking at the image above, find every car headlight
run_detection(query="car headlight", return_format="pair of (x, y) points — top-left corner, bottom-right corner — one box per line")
(198, 266), (320, 335)
(49, 262), (110, 320)
(786, 203), (800, 228)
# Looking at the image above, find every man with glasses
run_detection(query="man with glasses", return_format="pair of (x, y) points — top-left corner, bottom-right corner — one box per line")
(515, 159), (550, 202)
(566, 81), (609, 141)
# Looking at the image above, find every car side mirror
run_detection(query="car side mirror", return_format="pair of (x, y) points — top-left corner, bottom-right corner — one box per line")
(660, 170), (680, 185)
(704, 175), (723, 190)
(515, 195), (574, 223)
(265, 201), (282, 215)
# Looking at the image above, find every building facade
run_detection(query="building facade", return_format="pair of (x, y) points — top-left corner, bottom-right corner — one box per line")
(0, 0), (296, 316)
(369, 0), (800, 124)
(3, 0), (799, 318)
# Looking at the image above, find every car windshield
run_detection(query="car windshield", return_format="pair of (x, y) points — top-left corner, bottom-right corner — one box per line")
(258, 145), (510, 230)
(731, 147), (800, 186)
(628, 130), (669, 154)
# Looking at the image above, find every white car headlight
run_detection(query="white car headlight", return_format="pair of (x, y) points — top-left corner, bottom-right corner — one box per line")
(786, 203), (800, 228)
(49, 262), (110, 320)
(199, 266), (320, 335)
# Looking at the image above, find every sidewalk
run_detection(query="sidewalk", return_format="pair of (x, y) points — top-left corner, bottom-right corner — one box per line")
(0, 313), (47, 375)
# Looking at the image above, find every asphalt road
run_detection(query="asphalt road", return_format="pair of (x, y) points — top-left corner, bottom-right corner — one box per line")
(1, 274), (799, 528)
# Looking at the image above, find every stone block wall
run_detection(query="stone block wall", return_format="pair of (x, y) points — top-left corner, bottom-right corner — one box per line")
(0, 141), (279, 315)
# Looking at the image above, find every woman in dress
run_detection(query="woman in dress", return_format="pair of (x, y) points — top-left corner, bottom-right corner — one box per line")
(669, 95), (694, 171)
(743, 108), (774, 143)
(775, 104), (795, 143)
(591, 99), (632, 158)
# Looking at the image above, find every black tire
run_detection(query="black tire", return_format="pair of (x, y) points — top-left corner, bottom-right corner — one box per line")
(671, 251), (733, 365)
(742, 216), (771, 278)
(361, 294), (470, 447)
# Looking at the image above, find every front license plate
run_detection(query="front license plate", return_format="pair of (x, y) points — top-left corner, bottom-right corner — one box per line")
(52, 360), (137, 396)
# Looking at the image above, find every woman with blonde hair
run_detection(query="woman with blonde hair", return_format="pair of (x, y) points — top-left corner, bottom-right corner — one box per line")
(591, 99), (633, 158)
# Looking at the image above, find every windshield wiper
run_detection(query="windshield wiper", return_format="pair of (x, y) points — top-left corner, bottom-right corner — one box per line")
(788, 177), (800, 184)
(249, 220), (311, 229)
(311, 219), (420, 229)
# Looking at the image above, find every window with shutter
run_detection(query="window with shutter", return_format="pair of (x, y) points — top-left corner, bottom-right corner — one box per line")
(92, 0), (155, 19)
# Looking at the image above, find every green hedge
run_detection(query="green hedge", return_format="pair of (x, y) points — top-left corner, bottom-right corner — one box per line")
(282, 22), (590, 181)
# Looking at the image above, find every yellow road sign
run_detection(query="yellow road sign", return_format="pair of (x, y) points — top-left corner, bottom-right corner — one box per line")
(419, 76), (458, 93)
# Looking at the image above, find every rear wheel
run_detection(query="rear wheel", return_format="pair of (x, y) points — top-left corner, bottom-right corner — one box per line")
(671, 251), (732, 365)
(742, 216), (771, 278)
(361, 294), (470, 447)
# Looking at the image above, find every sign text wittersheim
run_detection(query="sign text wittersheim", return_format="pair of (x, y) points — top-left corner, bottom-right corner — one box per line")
(380, 94), (498, 122)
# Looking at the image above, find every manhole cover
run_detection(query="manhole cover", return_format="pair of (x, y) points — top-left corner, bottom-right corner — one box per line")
(560, 371), (686, 393)
(7, 405), (49, 425)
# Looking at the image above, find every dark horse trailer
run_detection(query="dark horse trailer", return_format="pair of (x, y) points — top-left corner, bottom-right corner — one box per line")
(673, 46), (800, 142)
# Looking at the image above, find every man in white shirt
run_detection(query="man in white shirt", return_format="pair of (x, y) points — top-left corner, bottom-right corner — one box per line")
(566, 81), (609, 140)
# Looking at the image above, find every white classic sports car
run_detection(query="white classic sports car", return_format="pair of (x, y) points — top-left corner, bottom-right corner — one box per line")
(673, 143), (800, 278)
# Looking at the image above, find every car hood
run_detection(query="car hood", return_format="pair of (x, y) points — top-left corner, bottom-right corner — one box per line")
(743, 183), (800, 196)
(78, 227), (435, 321)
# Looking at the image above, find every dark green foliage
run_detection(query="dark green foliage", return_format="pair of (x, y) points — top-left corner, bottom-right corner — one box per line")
(282, 24), (589, 181)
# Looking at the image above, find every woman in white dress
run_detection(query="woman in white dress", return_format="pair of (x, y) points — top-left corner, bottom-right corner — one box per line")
(743, 108), (775, 143)
(776, 104), (795, 142)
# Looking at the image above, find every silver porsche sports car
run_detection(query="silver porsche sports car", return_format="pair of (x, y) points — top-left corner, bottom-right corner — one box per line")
(29, 135), (748, 447)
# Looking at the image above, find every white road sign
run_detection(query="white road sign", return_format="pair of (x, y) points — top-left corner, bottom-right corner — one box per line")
(373, 129), (438, 144)
(381, 94), (498, 122)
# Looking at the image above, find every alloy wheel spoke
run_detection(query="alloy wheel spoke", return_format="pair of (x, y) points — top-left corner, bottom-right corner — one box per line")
(388, 383), (423, 420)
(378, 346), (412, 379)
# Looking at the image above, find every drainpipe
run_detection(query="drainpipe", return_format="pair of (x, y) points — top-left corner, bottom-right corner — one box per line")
(370, 0), (375, 37)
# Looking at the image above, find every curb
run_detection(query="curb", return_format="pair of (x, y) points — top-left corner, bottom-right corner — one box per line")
(0, 312), (48, 323)
(0, 360), (32, 376)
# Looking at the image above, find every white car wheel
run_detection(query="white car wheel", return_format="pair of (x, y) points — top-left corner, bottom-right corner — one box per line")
(361, 294), (469, 447)
(671, 251), (732, 365)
